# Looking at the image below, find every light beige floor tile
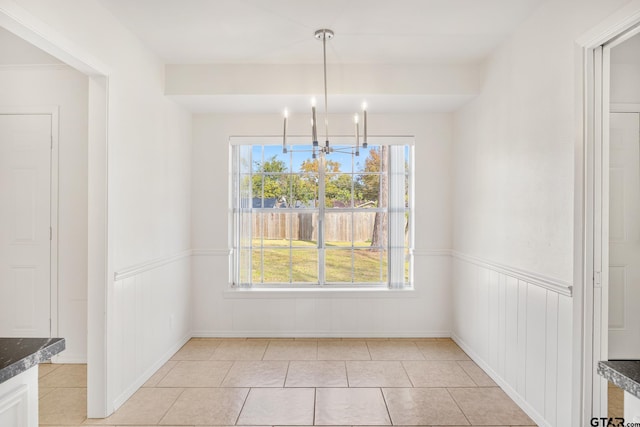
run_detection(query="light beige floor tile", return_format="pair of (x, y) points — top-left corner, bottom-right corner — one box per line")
(210, 339), (269, 360)
(39, 386), (56, 399)
(39, 364), (87, 388)
(315, 388), (391, 425)
(403, 361), (476, 387)
(156, 360), (233, 387)
(317, 340), (371, 360)
(263, 340), (318, 360)
(383, 387), (469, 425)
(449, 387), (534, 425)
(39, 387), (87, 425)
(221, 360), (288, 387)
(39, 363), (60, 378)
(99, 387), (183, 425)
(285, 361), (347, 387)
(609, 381), (624, 419)
(416, 341), (471, 361)
(160, 387), (248, 425)
(170, 339), (221, 360)
(237, 388), (315, 425)
(367, 340), (424, 360)
(346, 361), (412, 387)
(457, 360), (497, 387)
(143, 360), (177, 387)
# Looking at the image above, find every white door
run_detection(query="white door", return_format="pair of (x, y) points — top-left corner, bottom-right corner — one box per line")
(609, 112), (640, 359)
(0, 114), (52, 338)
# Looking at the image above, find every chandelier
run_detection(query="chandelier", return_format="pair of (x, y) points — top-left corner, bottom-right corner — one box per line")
(282, 29), (368, 158)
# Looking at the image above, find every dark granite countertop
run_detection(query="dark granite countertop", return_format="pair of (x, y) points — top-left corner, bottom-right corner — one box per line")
(0, 338), (65, 384)
(598, 360), (640, 399)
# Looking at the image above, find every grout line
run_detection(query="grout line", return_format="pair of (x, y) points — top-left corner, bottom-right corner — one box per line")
(400, 361), (415, 387)
(344, 360), (350, 387)
(219, 360), (236, 386)
(313, 387), (317, 425)
(283, 361), (291, 387)
(379, 387), (394, 425)
(234, 387), (251, 425)
(446, 387), (472, 426)
(455, 360), (479, 387)
(262, 340), (273, 360)
(156, 387), (187, 426)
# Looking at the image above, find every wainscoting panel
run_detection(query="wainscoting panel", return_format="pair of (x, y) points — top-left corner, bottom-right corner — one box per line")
(452, 255), (572, 427)
(111, 254), (191, 409)
(191, 250), (453, 337)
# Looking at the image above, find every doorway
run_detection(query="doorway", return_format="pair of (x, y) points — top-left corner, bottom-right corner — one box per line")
(580, 16), (640, 422)
(0, 111), (57, 339)
(0, 2), (110, 417)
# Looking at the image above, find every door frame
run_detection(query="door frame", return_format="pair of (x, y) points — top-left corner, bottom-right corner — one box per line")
(0, 106), (59, 340)
(0, 1), (113, 418)
(577, 2), (640, 423)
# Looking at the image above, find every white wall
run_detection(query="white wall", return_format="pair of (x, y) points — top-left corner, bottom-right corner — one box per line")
(7, 0), (193, 415)
(451, 0), (631, 426)
(0, 63), (88, 362)
(191, 112), (452, 336)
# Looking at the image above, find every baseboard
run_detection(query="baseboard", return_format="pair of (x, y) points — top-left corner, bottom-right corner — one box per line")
(451, 333), (551, 427)
(191, 330), (452, 338)
(112, 333), (190, 410)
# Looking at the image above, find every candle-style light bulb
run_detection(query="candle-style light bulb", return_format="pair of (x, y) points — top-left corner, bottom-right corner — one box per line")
(282, 108), (288, 153)
(354, 113), (360, 156)
(362, 101), (368, 148)
(311, 97), (318, 146)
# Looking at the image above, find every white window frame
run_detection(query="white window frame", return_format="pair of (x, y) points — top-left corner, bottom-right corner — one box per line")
(229, 135), (414, 289)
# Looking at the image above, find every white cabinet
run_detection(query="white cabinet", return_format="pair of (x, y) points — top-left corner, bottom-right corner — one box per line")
(0, 367), (38, 427)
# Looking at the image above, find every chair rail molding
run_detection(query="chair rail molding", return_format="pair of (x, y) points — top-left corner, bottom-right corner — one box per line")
(452, 251), (572, 296)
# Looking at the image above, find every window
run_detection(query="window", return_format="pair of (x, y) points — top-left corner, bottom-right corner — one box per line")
(230, 136), (413, 288)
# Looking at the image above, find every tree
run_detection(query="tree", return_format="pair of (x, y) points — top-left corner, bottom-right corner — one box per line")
(252, 156), (288, 204)
(299, 158), (354, 207)
(359, 147), (388, 248)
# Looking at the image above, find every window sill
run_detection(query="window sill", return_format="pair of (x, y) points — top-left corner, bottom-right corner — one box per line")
(223, 287), (417, 299)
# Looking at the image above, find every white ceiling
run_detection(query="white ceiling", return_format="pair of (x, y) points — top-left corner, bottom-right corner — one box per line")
(98, 0), (544, 65)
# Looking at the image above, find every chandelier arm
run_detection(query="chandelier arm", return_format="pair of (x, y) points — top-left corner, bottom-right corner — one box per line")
(323, 30), (329, 147)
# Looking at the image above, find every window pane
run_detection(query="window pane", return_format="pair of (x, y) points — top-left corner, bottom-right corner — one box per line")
(239, 174), (252, 208)
(356, 145), (381, 173)
(239, 248), (251, 284)
(353, 211), (376, 247)
(291, 212), (318, 246)
(264, 145), (290, 171)
(291, 249), (317, 283)
(325, 173), (353, 208)
(262, 249), (290, 283)
(369, 212), (388, 250)
(325, 212), (352, 246)
(325, 248), (353, 283)
(251, 249), (262, 283)
(290, 173), (318, 208)
(353, 248), (386, 283)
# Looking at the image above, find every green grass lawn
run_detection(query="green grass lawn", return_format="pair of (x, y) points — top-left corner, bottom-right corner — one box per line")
(248, 239), (390, 283)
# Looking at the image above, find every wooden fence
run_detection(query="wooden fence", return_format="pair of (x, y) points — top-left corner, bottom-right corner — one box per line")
(245, 212), (378, 242)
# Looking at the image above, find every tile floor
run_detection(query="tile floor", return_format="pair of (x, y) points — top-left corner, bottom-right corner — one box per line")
(608, 381), (624, 419)
(38, 338), (537, 426)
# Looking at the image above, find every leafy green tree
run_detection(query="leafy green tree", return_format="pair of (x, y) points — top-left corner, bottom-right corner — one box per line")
(252, 156), (287, 201)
